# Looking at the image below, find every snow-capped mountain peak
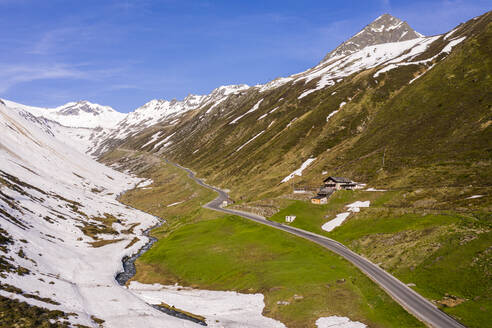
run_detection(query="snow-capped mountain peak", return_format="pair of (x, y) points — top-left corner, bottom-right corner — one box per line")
(55, 100), (115, 116)
(1, 99), (126, 129)
(50, 100), (126, 128)
(210, 84), (250, 97)
(130, 95), (204, 118)
(323, 14), (424, 61)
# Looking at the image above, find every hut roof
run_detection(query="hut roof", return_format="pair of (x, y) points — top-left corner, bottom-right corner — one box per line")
(323, 176), (352, 183)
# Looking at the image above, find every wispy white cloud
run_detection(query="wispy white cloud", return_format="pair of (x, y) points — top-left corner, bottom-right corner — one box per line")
(27, 28), (78, 55)
(0, 63), (122, 93)
(0, 64), (86, 92)
(106, 84), (143, 91)
(26, 23), (115, 56)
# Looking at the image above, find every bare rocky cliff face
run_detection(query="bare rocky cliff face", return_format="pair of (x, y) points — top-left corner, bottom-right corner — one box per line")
(323, 14), (424, 61)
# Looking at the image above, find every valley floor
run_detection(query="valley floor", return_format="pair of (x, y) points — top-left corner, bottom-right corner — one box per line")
(106, 148), (490, 328)
(107, 150), (425, 328)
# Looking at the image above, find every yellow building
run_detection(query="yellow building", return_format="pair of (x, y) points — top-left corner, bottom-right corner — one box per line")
(311, 195), (328, 204)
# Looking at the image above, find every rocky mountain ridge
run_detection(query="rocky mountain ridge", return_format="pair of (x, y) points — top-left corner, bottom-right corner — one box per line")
(323, 13), (424, 61)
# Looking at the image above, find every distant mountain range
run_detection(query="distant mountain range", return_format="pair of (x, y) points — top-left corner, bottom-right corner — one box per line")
(5, 13), (487, 161)
(1, 12), (490, 173)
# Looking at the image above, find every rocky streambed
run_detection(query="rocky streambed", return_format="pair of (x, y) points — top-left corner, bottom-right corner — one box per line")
(115, 224), (159, 286)
(115, 222), (207, 326)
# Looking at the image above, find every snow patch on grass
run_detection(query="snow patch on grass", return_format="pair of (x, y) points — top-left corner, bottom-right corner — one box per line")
(409, 63), (436, 84)
(138, 179), (153, 188)
(366, 188), (387, 192)
(153, 132), (176, 150)
(129, 282), (286, 328)
(466, 195), (484, 199)
(141, 132), (162, 148)
(286, 117), (297, 128)
(229, 99), (264, 124)
(316, 316), (367, 328)
(281, 158), (316, 183)
(346, 201), (370, 213)
(298, 76), (335, 99)
(322, 213), (350, 232)
(374, 36), (465, 78)
(322, 201), (370, 231)
(326, 110), (339, 122)
(167, 201), (184, 207)
(236, 131), (265, 152)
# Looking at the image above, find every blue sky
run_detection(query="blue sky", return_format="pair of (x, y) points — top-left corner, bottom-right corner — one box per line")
(0, 0), (490, 112)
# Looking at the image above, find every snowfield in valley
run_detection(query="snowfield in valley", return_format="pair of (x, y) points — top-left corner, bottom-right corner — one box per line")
(129, 282), (287, 328)
(0, 101), (285, 327)
(0, 101), (200, 326)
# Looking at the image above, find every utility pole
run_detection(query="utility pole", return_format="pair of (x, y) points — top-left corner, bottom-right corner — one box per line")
(382, 147), (387, 169)
(292, 162), (295, 194)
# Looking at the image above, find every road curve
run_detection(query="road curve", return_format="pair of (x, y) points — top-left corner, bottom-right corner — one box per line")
(170, 161), (466, 328)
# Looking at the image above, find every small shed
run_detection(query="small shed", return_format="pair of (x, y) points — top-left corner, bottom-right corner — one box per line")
(221, 199), (234, 207)
(285, 215), (296, 223)
(311, 195), (328, 205)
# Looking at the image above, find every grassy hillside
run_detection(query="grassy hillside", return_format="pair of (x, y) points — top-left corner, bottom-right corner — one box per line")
(265, 190), (491, 328)
(103, 151), (423, 328)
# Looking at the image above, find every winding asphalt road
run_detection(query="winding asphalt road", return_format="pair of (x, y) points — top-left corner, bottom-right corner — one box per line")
(171, 161), (466, 328)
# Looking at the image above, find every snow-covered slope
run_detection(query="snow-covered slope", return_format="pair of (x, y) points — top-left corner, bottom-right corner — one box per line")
(291, 35), (442, 98)
(14, 110), (106, 154)
(2, 99), (126, 129)
(0, 100), (197, 327)
(1, 99), (127, 156)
